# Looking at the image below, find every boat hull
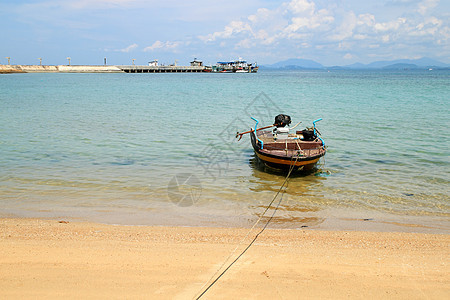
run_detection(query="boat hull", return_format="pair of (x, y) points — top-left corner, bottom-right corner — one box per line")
(250, 130), (325, 171)
(254, 151), (321, 170)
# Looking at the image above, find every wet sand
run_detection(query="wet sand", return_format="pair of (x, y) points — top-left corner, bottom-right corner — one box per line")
(0, 218), (448, 299)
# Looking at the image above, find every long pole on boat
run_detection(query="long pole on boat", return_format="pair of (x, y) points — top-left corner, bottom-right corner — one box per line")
(235, 125), (274, 141)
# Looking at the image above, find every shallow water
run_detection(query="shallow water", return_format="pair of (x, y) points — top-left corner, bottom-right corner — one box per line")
(0, 70), (449, 232)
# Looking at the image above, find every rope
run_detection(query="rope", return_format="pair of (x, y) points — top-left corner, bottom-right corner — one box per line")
(194, 154), (300, 299)
(295, 138), (304, 156)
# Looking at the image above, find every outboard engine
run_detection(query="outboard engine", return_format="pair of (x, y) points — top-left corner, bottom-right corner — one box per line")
(296, 129), (316, 141)
(273, 114), (291, 140)
(274, 114), (291, 127)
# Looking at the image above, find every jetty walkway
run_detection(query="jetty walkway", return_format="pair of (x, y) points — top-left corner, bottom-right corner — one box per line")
(0, 65), (207, 74)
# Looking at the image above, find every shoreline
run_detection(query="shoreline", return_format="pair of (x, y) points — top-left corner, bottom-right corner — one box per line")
(0, 217), (448, 299)
(2, 204), (449, 235)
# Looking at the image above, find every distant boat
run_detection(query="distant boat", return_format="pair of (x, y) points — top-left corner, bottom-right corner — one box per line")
(238, 115), (326, 171)
(212, 59), (258, 73)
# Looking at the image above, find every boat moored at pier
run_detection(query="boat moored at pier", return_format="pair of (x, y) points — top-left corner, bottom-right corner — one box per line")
(212, 60), (258, 73)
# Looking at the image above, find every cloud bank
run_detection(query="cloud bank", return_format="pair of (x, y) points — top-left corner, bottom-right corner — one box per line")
(2, 0), (449, 65)
(192, 0), (450, 64)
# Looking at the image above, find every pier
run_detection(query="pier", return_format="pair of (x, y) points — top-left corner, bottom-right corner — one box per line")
(0, 62), (258, 73)
(0, 65), (209, 73)
(120, 65), (206, 73)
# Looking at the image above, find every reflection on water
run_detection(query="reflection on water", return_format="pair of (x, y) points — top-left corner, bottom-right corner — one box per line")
(248, 154), (327, 196)
(245, 154), (327, 228)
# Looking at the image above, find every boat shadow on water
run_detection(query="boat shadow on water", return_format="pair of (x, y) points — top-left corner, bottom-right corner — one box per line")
(247, 154), (328, 228)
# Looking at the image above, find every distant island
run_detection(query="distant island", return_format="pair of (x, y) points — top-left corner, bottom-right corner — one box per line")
(262, 57), (450, 70)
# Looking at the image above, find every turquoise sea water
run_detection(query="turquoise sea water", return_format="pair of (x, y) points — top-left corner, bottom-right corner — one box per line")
(1, 70), (449, 232)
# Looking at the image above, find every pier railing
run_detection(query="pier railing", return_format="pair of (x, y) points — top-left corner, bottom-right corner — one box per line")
(119, 65), (206, 73)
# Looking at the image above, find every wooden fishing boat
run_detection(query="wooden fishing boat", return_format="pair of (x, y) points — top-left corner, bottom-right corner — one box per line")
(240, 115), (326, 171)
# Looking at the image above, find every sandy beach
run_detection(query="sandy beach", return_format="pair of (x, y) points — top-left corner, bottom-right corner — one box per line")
(0, 218), (448, 299)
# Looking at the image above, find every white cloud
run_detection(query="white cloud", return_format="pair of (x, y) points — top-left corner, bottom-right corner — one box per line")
(144, 40), (181, 52)
(354, 34), (368, 40)
(200, 21), (252, 42)
(286, 0), (315, 15)
(248, 8), (271, 23)
(327, 11), (357, 41)
(283, 3), (334, 34)
(343, 53), (354, 60)
(119, 43), (138, 52)
(357, 13), (376, 27)
(255, 30), (277, 45)
(374, 18), (406, 32)
(235, 38), (252, 49)
(417, 0), (439, 15)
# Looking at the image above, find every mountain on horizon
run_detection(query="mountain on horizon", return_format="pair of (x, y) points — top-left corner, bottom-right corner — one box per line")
(262, 57), (449, 70)
(264, 58), (324, 69)
(349, 57), (449, 69)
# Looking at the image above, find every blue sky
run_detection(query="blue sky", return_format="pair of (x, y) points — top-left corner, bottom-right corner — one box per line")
(1, 0), (449, 66)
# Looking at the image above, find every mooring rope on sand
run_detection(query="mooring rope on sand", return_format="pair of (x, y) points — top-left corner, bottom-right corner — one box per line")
(194, 155), (300, 299)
